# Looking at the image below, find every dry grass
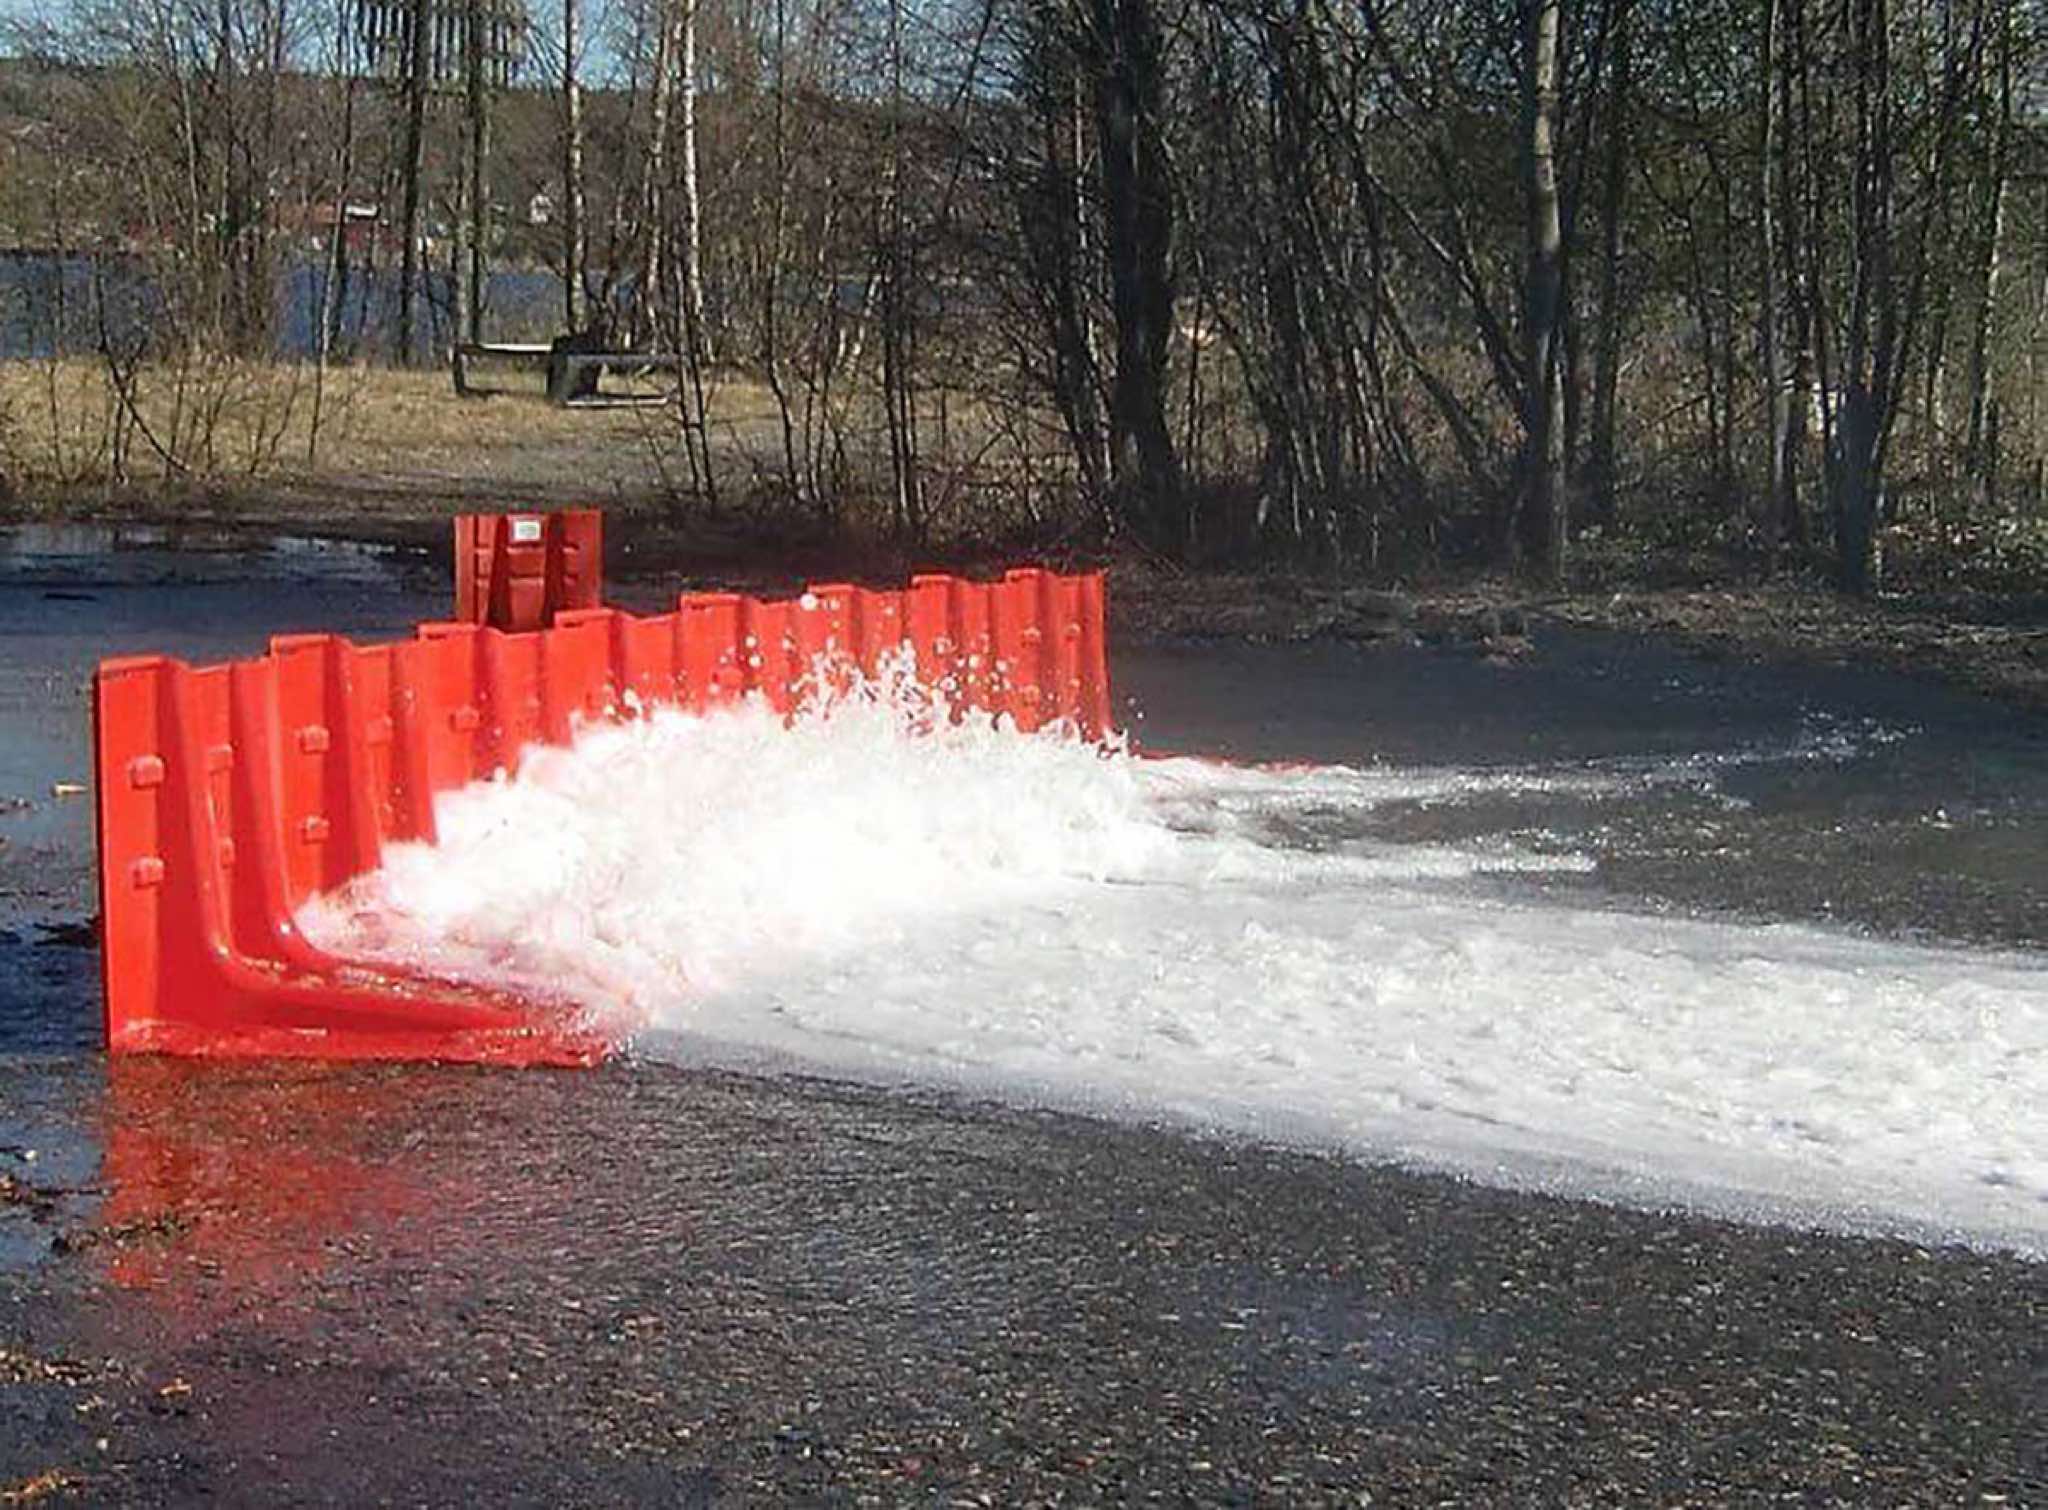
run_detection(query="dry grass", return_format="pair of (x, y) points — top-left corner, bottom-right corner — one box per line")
(310, 362), (786, 474)
(0, 356), (794, 515)
(0, 354), (1080, 547)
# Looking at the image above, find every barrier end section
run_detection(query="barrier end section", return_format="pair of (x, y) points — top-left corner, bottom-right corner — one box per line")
(93, 653), (616, 1067)
(454, 509), (603, 632)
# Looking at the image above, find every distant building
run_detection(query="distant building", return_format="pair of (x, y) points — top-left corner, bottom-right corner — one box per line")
(279, 201), (393, 257)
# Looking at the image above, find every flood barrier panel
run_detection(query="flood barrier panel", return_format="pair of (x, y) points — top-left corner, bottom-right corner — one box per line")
(94, 568), (1112, 1066)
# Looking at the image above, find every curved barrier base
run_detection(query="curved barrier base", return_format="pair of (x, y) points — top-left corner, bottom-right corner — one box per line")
(113, 1018), (611, 1068)
(102, 933), (611, 1067)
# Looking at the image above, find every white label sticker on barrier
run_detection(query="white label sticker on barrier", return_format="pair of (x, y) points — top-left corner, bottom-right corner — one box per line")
(510, 517), (544, 544)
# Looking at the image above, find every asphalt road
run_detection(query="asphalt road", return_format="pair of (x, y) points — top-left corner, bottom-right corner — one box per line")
(0, 524), (2042, 1505)
(2, 1056), (2043, 1506)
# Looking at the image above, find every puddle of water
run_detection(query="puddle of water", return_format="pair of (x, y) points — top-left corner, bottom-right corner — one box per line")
(0, 1055), (105, 1273)
(0, 928), (99, 1055)
(0, 522), (435, 589)
(0, 532), (451, 1053)
(1118, 638), (2048, 948)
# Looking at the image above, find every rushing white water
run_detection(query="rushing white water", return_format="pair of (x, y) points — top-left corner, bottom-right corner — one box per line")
(300, 671), (2048, 1255)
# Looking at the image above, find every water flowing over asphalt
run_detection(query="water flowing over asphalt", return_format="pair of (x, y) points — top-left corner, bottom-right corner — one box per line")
(303, 670), (2047, 1254)
(1, 524), (2042, 1504)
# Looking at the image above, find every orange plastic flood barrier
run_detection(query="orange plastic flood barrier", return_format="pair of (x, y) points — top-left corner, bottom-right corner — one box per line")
(94, 545), (1113, 1067)
(453, 508), (603, 632)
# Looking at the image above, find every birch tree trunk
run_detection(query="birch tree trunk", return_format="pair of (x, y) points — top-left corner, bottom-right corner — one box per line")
(638, 0), (676, 348)
(562, 0), (585, 330)
(453, 6), (472, 347)
(310, 60), (357, 463)
(1965, 0), (2012, 483)
(1759, 0), (1793, 572)
(679, 0), (705, 348)
(1586, 0), (1631, 536)
(396, 0), (432, 365)
(1521, 0), (1567, 579)
(465, 0), (490, 345)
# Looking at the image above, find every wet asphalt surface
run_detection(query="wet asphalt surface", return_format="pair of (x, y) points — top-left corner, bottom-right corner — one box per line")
(1, 1056), (2041, 1506)
(0, 524), (2044, 1505)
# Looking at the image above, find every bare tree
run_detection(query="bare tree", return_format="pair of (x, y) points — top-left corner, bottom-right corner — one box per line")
(1758, 0), (1793, 570)
(562, 0), (587, 328)
(1086, 0), (1183, 549)
(677, 0), (704, 345)
(6, 0), (2041, 590)
(1520, 0), (1566, 578)
(310, 4), (360, 462)
(1964, 0), (2014, 491)
(396, 0), (432, 363)
(1584, 0), (1633, 537)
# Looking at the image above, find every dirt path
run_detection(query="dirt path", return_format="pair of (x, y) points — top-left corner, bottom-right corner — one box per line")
(1106, 564), (2048, 712)
(1547, 584), (2048, 711)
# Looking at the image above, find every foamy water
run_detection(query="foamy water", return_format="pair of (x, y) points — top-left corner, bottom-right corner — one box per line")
(300, 675), (2048, 1255)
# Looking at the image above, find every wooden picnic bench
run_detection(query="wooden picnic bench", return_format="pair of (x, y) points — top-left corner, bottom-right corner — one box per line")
(452, 342), (683, 409)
